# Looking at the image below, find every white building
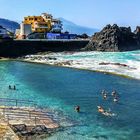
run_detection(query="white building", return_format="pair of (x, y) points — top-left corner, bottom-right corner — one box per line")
(51, 19), (63, 33)
(20, 23), (32, 37)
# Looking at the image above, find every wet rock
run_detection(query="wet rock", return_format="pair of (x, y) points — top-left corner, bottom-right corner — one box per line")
(47, 57), (57, 60)
(31, 125), (48, 134)
(11, 124), (50, 137)
(11, 124), (27, 132)
(83, 24), (140, 51)
(99, 62), (128, 67)
(55, 61), (72, 66)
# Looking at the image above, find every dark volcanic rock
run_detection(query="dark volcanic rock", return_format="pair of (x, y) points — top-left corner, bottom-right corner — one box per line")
(12, 124), (27, 132)
(83, 24), (140, 51)
(31, 125), (48, 134)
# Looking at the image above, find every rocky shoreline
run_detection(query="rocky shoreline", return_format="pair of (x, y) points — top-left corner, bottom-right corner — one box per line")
(83, 24), (140, 51)
(17, 50), (140, 80)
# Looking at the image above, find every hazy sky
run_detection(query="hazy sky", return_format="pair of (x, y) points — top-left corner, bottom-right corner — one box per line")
(0, 0), (140, 30)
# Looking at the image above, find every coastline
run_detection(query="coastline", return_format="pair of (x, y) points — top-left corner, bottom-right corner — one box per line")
(1, 50), (140, 80)
(16, 59), (135, 80)
(0, 57), (137, 80)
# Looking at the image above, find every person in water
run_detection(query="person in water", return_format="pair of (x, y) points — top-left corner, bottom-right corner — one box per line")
(111, 90), (117, 97)
(13, 85), (16, 90)
(97, 106), (104, 113)
(97, 106), (115, 116)
(9, 85), (11, 89)
(75, 105), (80, 112)
(101, 90), (107, 100)
(111, 90), (119, 102)
(113, 97), (118, 102)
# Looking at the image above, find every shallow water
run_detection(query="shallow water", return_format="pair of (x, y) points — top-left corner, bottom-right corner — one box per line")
(0, 61), (140, 140)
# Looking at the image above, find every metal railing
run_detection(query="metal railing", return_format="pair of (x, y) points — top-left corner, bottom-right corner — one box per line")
(0, 107), (54, 126)
(0, 98), (37, 107)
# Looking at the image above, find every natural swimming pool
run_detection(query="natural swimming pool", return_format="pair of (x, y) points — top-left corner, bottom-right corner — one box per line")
(0, 61), (140, 140)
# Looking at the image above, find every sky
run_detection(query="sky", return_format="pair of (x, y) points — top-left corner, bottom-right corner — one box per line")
(0, 0), (140, 30)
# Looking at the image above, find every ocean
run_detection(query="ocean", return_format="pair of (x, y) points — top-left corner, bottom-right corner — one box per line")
(30, 50), (140, 79)
(0, 60), (140, 140)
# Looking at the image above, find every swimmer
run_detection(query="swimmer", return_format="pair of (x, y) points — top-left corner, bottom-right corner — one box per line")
(113, 97), (118, 102)
(111, 90), (117, 97)
(101, 90), (105, 96)
(103, 93), (107, 100)
(97, 106), (104, 113)
(9, 85), (11, 90)
(97, 106), (116, 117)
(75, 105), (80, 112)
(13, 85), (16, 90)
(102, 111), (116, 117)
(101, 90), (108, 100)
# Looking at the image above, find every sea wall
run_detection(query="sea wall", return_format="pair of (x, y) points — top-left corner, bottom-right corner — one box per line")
(0, 39), (89, 57)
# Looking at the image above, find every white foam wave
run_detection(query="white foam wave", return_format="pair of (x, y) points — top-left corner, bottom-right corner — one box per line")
(24, 51), (140, 80)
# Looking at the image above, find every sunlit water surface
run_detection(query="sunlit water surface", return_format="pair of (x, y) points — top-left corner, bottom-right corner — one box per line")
(0, 61), (140, 140)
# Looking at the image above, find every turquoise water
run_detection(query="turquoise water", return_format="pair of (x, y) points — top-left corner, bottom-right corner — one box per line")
(0, 61), (140, 140)
(45, 50), (140, 79)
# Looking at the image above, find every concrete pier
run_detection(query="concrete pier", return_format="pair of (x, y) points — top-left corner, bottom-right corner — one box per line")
(0, 97), (59, 139)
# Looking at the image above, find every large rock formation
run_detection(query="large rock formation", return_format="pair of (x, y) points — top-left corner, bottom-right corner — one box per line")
(83, 24), (140, 51)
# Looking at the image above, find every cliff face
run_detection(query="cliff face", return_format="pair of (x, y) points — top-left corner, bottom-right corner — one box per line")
(84, 24), (140, 51)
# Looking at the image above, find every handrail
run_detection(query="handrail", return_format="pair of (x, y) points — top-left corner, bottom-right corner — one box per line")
(0, 107), (53, 119)
(0, 107), (52, 116)
(0, 98), (35, 103)
(0, 98), (36, 107)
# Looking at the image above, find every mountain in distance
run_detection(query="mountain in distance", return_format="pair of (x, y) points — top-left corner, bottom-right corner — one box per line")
(0, 17), (99, 35)
(59, 17), (99, 36)
(0, 18), (20, 33)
